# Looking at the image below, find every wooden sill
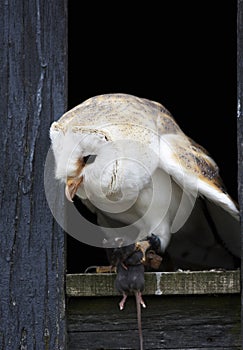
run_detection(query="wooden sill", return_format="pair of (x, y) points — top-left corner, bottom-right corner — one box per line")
(66, 269), (240, 297)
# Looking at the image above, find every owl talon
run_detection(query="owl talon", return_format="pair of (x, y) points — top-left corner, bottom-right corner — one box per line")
(147, 233), (162, 254)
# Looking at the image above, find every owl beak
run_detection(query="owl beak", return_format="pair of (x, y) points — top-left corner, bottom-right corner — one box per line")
(65, 177), (83, 202)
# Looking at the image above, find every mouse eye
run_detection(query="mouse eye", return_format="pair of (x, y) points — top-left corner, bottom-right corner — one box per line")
(83, 154), (97, 164)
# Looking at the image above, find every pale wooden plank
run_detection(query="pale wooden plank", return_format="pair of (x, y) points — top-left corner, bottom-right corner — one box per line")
(66, 270), (240, 297)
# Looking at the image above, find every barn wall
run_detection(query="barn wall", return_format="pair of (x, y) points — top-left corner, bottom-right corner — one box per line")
(0, 1), (67, 349)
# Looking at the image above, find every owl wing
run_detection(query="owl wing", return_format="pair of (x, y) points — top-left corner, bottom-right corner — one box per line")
(152, 104), (240, 264)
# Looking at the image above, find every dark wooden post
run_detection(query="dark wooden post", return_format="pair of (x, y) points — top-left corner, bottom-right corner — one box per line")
(237, 0), (243, 339)
(0, 1), (67, 349)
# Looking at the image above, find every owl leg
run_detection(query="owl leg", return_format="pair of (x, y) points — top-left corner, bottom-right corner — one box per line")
(147, 233), (162, 254)
(147, 234), (175, 271)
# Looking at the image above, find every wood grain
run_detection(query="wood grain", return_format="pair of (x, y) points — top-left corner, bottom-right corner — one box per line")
(67, 294), (241, 349)
(66, 270), (240, 297)
(0, 1), (67, 349)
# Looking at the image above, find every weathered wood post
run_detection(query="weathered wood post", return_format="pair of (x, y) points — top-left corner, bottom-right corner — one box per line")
(237, 0), (243, 340)
(0, 1), (67, 349)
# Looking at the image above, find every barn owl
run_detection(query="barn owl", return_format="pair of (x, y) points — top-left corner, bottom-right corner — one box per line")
(49, 93), (240, 269)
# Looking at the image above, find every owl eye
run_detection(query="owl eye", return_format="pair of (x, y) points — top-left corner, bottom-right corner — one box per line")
(83, 154), (97, 164)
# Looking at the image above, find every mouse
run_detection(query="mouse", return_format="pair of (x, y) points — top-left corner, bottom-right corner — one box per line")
(113, 244), (146, 350)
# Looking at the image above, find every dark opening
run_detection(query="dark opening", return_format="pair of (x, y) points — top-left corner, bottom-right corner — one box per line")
(67, 2), (237, 273)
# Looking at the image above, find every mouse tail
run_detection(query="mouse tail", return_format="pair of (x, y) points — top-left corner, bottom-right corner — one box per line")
(135, 291), (144, 350)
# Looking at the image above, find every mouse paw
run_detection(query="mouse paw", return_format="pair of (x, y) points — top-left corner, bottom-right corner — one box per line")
(137, 292), (146, 308)
(119, 294), (127, 310)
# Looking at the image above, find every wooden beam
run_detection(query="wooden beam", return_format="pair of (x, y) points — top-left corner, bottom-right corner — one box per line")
(0, 1), (67, 348)
(66, 270), (240, 297)
(68, 295), (241, 349)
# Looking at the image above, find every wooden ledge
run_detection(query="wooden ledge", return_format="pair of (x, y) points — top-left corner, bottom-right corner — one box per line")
(66, 270), (240, 297)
